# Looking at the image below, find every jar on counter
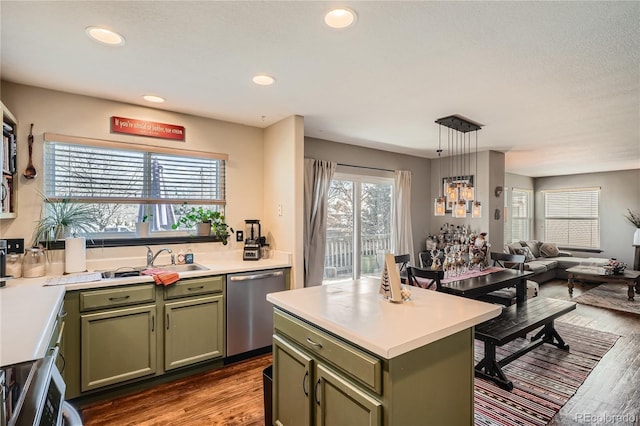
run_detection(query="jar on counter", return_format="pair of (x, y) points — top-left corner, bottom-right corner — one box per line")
(260, 244), (270, 259)
(23, 247), (46, 278)
(6, 253), (23, 278)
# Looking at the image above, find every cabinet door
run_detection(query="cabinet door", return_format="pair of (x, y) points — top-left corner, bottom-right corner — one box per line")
(273, 335), (314, 426)
(315, 363), (382, 426)
(164, 294), (224, 371)
(81, 304), (156, 392)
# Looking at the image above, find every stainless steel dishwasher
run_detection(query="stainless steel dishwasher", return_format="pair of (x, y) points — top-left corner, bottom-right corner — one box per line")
(226, 269), (286, 357)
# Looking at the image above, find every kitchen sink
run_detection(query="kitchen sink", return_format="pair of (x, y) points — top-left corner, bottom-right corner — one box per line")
(100, 263), (209, 279)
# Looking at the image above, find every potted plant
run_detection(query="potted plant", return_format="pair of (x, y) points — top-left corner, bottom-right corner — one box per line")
(136, 214), (152, 237)
(624, 208), (640, 245)
(32, 196), (97, 274)
(172, 205), (233, 243)
(32, 197), (96, 246)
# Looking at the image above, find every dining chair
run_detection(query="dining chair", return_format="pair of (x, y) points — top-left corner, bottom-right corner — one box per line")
(406, 266), (444, 291)
(477, 252), (528, 306)
(394, 254), (411, 283)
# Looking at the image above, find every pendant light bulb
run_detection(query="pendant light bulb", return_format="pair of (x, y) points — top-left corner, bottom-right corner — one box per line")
(435, 197), (446, 216)
(472, 201), (482, 218)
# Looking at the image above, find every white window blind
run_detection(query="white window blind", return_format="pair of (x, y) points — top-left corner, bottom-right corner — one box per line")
(544, 188), (600, 248)
(511, 188), (532, 242)
(43, 135), (226, 205)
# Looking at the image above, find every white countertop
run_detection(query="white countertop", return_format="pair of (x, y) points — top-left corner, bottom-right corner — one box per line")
(0, 282), (65, 367)
(267, 278), (502, 359)
(0, 250), (291, 367)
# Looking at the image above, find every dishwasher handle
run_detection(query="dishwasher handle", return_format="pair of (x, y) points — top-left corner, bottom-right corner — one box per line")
(229, 270), (284, 281)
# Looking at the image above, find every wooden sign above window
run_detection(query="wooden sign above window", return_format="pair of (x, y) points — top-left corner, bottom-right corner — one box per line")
(110, 116), (185, 141)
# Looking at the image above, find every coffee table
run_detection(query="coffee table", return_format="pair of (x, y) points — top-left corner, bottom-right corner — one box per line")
(566, 266), (640, 301)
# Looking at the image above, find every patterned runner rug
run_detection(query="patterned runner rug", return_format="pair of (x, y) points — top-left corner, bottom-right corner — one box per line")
(573, 283), (640, 315)
(474, 321), (619, 426)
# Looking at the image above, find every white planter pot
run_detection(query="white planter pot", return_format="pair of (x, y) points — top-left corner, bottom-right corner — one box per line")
(196, 222), (211, 236)
(634, 228), (640, 245)
(136, 222), (150, 237)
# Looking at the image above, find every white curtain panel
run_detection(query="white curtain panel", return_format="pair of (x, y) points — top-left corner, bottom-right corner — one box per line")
(394, 170), (414, 265)
(304, 159), (336, 287)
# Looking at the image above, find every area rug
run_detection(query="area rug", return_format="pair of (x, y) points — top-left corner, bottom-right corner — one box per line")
(473, 321), (619, 426)
(573, 283), (640, 315)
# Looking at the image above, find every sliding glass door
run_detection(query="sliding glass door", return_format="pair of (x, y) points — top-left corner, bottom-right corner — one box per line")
(323, 173), (393, 283)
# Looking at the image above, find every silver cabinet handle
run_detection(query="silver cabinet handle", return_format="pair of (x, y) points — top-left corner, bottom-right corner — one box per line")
(188, 286), (204, 291)
(229, 270), (284, 281)
(314, 379), (321, 405)
(166, 313), (170, 330)
(151, 315), (155, 332)
(306, 337), (322, 349)
(109, 295), (130, 301)
(302, 370), (309, 396)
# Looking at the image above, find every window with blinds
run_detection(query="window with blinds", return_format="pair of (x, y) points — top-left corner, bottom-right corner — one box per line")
(543, 188), (600, 248)
(43, 134), (227, 237)
(510, 188), (532, 243)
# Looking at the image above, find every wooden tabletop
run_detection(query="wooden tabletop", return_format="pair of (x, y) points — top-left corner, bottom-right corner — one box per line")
(566, 265), (640, 279)
(441, 269), (534, 300)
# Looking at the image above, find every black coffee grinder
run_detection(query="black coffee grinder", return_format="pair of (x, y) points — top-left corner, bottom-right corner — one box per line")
(243, 220), (262, 261)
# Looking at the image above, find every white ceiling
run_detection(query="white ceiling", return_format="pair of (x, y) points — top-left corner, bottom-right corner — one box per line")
(1, 1), (639, 177)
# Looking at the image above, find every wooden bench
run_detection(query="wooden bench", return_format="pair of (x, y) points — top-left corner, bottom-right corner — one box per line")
(474, 297), (576, 390)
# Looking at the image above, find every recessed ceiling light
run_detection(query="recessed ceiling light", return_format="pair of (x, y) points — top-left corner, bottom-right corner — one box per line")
(324, 8), (357, 29)
(143, 95), (165, 103)
(252, 74), (276, 86)
(86, 26), (125, 46)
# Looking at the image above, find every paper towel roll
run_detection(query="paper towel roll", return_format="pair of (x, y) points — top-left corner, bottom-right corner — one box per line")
(65, 237), (87, 273)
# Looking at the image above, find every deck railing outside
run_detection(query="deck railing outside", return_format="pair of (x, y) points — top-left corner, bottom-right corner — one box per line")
(323, 232), (391, 280)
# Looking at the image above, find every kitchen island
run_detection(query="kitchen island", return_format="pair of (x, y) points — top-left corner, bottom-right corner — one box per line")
(267, 278), (502, 426)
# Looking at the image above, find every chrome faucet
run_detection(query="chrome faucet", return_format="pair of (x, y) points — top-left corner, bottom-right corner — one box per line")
(145, 246), (175, 268)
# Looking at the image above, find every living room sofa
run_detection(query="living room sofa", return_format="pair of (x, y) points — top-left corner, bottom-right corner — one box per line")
(505, 240), (608, 284)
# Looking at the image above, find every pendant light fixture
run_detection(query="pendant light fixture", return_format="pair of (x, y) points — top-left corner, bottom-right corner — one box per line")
(434, 125), (446, 216)
(434, 115), (483, 218)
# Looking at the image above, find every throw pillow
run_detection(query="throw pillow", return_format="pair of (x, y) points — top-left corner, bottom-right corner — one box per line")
(524, 240), (541, 258)
(506, 242), (523, 255)
(514, 246), (535, 262)
(540, 242), (560, 257)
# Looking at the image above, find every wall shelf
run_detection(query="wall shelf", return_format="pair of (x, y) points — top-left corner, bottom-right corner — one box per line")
(1, 101), (18, 219)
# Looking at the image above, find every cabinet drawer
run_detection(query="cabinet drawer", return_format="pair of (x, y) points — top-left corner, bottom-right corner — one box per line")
(274, 309), (381, 394)
(80, 284), (156, 312)
(164, 275), (224, 300)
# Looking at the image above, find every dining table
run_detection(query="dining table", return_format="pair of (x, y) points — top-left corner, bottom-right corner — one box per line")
(439, 268), (534, 305)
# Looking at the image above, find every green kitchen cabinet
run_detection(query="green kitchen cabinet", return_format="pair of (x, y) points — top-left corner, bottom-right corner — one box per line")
(273, 308), (473, 426)
(273, 310), (383, 426)
(62, 283), (158, 398)
(273, 335), (314, 426)
(62, 274), (228, 400)
(315, 363), (382, 426)
(81, 304), (157, 392)
(164, 294), (224, 371)
(162, 275), (225, 371)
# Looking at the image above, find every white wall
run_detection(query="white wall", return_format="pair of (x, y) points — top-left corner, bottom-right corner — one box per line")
(263, 116), (304, 288)
(304, 137), (431, 259)
(534, 169), (640, 266)
(0, 82), (264, 259)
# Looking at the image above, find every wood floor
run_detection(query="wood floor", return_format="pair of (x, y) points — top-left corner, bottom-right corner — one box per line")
(79, 280), (640, 425)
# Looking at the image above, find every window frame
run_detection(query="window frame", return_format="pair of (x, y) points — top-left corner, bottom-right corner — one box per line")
(42, 133), (229, 248)
(509, 188), (533, 243)
(324, 170), (395, 283)
(543, 187), (601, 249)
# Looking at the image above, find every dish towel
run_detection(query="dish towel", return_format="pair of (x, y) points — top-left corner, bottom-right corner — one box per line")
(141, 268), (180, 286)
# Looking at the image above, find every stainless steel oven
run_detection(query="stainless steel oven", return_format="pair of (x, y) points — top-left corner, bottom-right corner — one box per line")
(2, 348), (81, 426)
